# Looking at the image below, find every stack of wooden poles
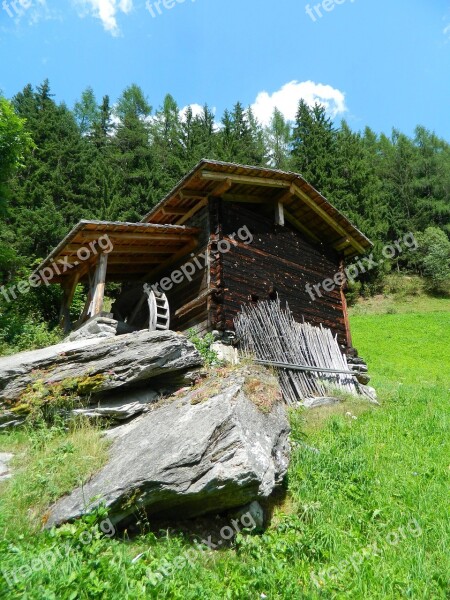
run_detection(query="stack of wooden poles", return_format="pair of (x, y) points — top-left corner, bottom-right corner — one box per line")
(234, 299), (361, 405)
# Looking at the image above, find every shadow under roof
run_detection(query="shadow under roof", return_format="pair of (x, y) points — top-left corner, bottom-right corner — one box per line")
(142, 160), (373, 258)
(34, 220), (199, 283)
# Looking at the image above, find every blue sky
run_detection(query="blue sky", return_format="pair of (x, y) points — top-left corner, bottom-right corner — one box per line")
(1, 0), (449, 139)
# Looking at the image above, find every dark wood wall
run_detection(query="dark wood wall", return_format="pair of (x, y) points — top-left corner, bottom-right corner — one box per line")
(165, 205), (210, 335)
(211, 201), (350, 347)
(117, 199), (351, 346)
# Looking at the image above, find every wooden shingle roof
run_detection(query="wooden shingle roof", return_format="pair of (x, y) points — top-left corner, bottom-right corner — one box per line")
(142, 160), (373, 258)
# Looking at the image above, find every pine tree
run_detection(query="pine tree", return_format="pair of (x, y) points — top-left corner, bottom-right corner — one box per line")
(150, 94), (185, 194)
(109, 85), (156, 221)
(290, 100), (336, 194)
(74, 87), (100, 136)
(265, 108), (291, 169)
(181, 104), (217, 166)
(333, 121), (388, 240)
(10, 81), (97, 258)
(412, 126), (450, 234)
(217, 102), (266, 165)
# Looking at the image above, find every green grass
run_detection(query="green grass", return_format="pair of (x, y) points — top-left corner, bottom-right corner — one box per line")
(0, 421), (110, 536)
(0, 302), (449, 599)
(350, 294), (450, 317)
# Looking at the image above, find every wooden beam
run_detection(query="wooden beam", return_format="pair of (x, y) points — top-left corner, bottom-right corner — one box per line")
(221, 193), (266, 204)
(90, 253), (108, 317)
(219, 185), (295, 205)
(106, 265), (164, 273)
(211, 178), (232, 197)
(340, 259), (353, 350)
(79, 232), (194, 243)
(61, 255), (165, 266)
(292, 184), (366, 254)
(76, 267), (95, 326)
(333, 237), (351, 252)
(59, 272), (80, 333)
(174, 288), (218, 320)
(274, 201), (285, 226)
(175, 198), (208, 226)
(161, 208), (186, 216)
(276, 185), (295, 204)
(284, 209), (321, 243)
(63, 244), (183, 255)
(201, 171), (291, 189)
(143, 237), (199, 281)
(101, 256), (163, 265)
(179, 190), (209, 201)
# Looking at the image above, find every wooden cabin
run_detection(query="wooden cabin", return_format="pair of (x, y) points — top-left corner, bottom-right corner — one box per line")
(35, 160), (372, 353)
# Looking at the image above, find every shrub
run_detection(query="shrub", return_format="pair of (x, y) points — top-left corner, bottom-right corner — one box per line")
(382, 273), (425, 298)
(345, 281), (362, 306)
(415, 227), (450, 293)
(186, 330), (219, 366)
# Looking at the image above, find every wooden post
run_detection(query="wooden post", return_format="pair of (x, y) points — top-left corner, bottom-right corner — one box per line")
(339, 260), (353, 351)
(275, 201), (285, 226)
(90, 253), (108, 317)
(59, 272), (80, 333)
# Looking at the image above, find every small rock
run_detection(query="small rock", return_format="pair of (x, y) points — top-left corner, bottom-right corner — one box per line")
(356, 373), (371, 385)
(302, 397), (340, 409)
(232, 501), (265, 531)
(211, 342), (239, 365)
(360, 385), (379, 404)
(66, 316), (119, 342)
(0, 452), (14, 482)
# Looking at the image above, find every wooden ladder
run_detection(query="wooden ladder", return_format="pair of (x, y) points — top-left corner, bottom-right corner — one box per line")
(147, 290), (170, 331)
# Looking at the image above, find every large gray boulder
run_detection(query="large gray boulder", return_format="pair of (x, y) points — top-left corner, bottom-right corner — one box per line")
(46, 367), (290, 527)
(0, 330), (202, 406)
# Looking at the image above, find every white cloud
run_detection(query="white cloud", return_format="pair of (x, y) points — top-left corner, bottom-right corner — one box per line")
(179, 103), (204, 121)
(444, 23), (450, 38)
(179, 104), (221, 131)
(250, 80), (347, 126)
(73, 0), (133, 36)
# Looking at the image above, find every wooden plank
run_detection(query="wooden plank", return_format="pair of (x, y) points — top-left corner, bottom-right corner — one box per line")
(143, 238), (199, 281)
(79, 232), (194, 243)
(221, 193), (266, 204)
(63, 244), (183, 255)
(175, 198), (208, 226)
(174, 288), (218, 319)
(201, 171), (291, 189)
(292, 184), (366, 254)
(161, 208), (188, 216)
(276, 186), (295, 204)
(103, 256), (163, 265)
(274, 201), (285, 226)
(61, 255), (164, 266)
(284, 209), (321, 242)
(333, 237), (351, 252)
(211, 178), (233, 196)
(179, 191), (209, 200)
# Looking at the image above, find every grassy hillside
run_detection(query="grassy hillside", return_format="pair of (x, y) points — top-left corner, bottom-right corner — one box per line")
(0, 300), (449, 599)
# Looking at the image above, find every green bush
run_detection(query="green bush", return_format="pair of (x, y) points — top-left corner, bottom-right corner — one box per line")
(414, 227), (450, 293)
(186, 330), (219, 366)
(345, 281), (362, 306)
(382, 273), (425, 298)
(0, 316), (63, 356)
